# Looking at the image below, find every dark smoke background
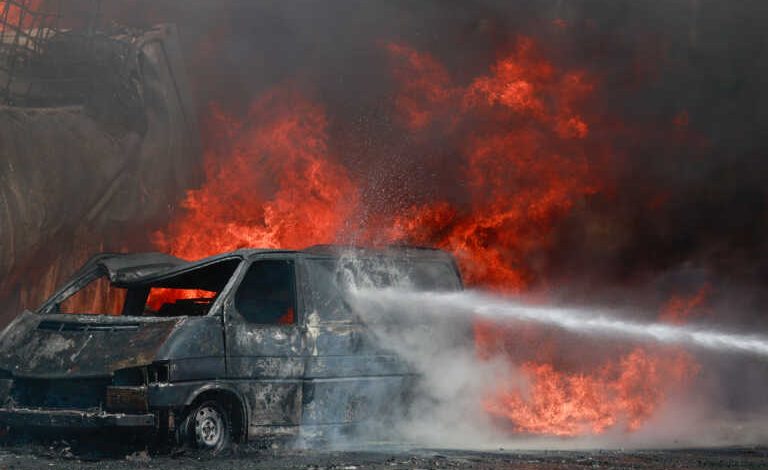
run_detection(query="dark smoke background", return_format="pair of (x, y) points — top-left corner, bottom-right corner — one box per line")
(100, 0), (768, 324)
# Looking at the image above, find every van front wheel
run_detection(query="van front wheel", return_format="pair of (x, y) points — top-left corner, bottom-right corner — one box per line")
(180, 400), (231, 452)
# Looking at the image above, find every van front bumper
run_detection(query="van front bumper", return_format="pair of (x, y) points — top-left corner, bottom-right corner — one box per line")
(0, 407), (155, 428)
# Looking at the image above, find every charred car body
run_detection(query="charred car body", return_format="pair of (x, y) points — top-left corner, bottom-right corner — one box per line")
(0, 246), (462, 450)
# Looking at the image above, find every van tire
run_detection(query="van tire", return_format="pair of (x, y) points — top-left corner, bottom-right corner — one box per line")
(178, 400), (231, 453)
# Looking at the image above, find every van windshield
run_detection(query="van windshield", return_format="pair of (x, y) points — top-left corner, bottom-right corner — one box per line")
(58, 275), (127, 315)
(52, 259), (240, 317)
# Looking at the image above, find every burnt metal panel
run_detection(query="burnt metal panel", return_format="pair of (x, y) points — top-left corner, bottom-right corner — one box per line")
(223, 253), (305, 427)
(149, 379), (302, 427)
(10, 377), (111, 409)
(147, 380), (244, 409)
(227, 357), (304, 379)
(301, 376), (407, 425)
(224, 321), (304, 427)
(105, 386), (148, 413)
(156, 316), (225, 364)
(238, 381), (302, 427)
(146, 381), (205, 408)
(304, 355), (412, 379)
(0, 407), (155, 428)
(99, 252), (185, 283)
(168, 357), (225, 382)
(226, 324), (304, 359)
(305, 323), (383, 356)
(0, 312), (180, 377)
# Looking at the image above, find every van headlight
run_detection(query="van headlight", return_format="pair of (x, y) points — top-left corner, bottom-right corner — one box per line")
(107, 362), (170, 412)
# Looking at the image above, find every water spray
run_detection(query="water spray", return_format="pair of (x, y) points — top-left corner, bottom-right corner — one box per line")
(350, 288), (768, 358)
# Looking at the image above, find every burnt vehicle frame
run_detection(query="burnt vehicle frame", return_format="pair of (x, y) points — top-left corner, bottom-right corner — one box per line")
(0, 246), (463, 450)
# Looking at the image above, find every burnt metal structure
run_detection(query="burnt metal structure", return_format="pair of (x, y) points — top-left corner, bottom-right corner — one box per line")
(0, 0), (107, 107)
(0, 246), (464, 450)
(1, 0), (64, 106)
(0, 0), (202, 326)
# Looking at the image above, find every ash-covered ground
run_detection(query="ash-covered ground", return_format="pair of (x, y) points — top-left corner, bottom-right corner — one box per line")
(0, 441), (766, 470)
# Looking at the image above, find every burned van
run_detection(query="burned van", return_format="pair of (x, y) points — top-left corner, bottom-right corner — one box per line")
(0, 246), (462, 450)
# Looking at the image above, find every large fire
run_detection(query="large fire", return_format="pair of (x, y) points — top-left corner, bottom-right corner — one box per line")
(380, 38), (701, 437)
(481, 346), (697, 436)
(154, 36), (700, 437)
(383, 38), (600, 290)
(153, 89), (358, 259)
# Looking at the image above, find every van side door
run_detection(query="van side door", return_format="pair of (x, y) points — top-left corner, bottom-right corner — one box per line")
(223, 254), (305, 435)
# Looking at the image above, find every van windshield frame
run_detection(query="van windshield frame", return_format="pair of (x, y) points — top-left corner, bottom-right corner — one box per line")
(38, 257), (243, 317)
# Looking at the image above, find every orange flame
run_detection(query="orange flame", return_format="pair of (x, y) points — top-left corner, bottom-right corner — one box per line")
(153, 88), (359, 260)
(384, 37), (699, 436)
(384, 38), (599, 290)
(384, 42), (455, 131)
(482, 348), (698, 436)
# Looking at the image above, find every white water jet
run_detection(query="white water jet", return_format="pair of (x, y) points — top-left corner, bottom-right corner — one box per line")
(350, 288), (768, 358)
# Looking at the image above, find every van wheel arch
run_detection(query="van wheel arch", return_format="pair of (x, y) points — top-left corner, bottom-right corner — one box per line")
(179, 388), (248, 446)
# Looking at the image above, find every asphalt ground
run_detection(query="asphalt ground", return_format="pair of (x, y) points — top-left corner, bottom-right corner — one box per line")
(0, 440), (766, 470)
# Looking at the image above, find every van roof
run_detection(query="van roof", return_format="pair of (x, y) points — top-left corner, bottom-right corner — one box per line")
(90, 245), (456, 285)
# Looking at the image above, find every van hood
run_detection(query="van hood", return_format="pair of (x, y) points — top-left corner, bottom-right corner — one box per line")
(0, 311), (183, 378)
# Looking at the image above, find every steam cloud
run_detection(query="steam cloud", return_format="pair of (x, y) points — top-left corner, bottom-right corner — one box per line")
(349, 286), (768, 448)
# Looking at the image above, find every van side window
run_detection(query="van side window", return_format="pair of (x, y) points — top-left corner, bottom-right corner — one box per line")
(235, 260), (296, 325)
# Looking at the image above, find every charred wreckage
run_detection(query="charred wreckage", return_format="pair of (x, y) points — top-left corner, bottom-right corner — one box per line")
(0, 246), (463, 451)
